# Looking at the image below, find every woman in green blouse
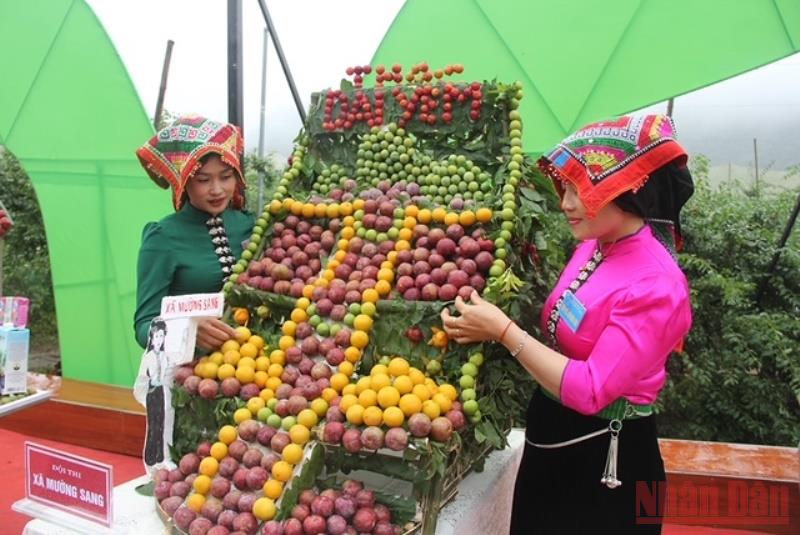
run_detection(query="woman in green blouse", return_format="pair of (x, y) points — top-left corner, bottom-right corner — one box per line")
(134, 115), (254, 350)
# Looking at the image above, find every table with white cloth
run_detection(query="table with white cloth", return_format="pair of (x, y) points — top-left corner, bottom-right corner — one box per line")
(19, 429), (526, 535)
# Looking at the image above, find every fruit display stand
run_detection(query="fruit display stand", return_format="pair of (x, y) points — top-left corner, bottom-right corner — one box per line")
(152, 63), (556, 535)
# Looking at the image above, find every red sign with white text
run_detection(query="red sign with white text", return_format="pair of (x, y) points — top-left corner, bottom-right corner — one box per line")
(25, 442), (113, 526)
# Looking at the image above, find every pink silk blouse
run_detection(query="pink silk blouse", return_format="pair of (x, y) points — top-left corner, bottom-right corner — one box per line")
(542, 224), (692, 415)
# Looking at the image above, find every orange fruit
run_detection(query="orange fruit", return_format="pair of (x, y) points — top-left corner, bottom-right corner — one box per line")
(374, 280), (391, 296)
(282, 321), (297, 336)
(290, 202), (303, 216)
(302, 285), (315, 299)
(282, 443), (304, 465)
(422, 399), (441, 419)
(476, 207), (492, 223)
(199, 456), (219, 477)
(314, 203), (327, 218)
(193, 474), (212, 495)
(346, 404), (365, 425)
(253, 497), (277, 521)
(383, 406), (405, 427)
(370, 373), (391, 391)
(271, 460), (293, 482)
(254, 370), (269, 388)
(377, 386), (400, 408)
(339, 394), (359, 413)
(234, 326), (252, 344)
(259, 388), (275, 402)
(311, 398), (329, 417)
(322, 387), (337, 402)
(408, 368), (426, 385)
(355, 376), (372, 394)
(302, 203), (316, 218)
(208, 351), (224, 366)
(378, 268), (394, 282)
(398, 229), (413, 242)
(235, 366), (255, 384)
(393, 375), (413, 395)
(238, 357), (257, 370)
(290, 308), (308, 323)
(353, 199), (365, 210)
(341, 227), (355, 239)
(339, 359), (356, 375)
(248, 335), (266, 350)
(217, 363), (236, 380)
(388, 357), (410, 377)
(370, 364), (389, 376)
(444, 212), (460, 226)
(330, 373), (350, 392)
(417, 208), (432, 223)
(267, 363), (284, 378)
(326, 203), (340, 218)
(289, 424), (311, 445)
(263, 479), (283, 500)
(341, 383), (357, 396)
(218, 425), (237, 445)
(361, 288), (379, 303)
(266, 377), (282, 391)
(279, 336), (296, 351)
(433, 392), (453, 413)
(295, 297), (311, 310)
(255, 356), (270, 372)
(297, 409), (318, 428)
(220, 339), (240, 353)
(459, 210), (476, 226)
(233, 308), (250, 326)
(223, 350), (241, 366)
(438, 384), (458, 402)
(412, 384), (432, 402)
(234, 407), (253, 423)
(339, 346), (361, 364)
(247, 396), (266, 415)
(399, 393), (423, 416)
(353, 314), (373, 332)
(432, 207), (447, 222)
(406, 205), (419, 218)
(363, 406), (383, 426)
(210, 441), (228, 460)
(351, 330), (370, 349)
(269, 349), (286, 365)
(186, 493), (206, 512)
(403, 216), (417, 229)
(358, 389), (378, 408)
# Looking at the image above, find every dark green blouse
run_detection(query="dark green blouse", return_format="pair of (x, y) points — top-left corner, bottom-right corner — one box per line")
(134, 202), (254, 348)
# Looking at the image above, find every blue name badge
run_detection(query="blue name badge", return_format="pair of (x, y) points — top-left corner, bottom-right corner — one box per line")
(559, 291), (586, 333)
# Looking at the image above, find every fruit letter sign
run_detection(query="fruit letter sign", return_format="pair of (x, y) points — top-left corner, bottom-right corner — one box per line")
(25, 442), (113, 526)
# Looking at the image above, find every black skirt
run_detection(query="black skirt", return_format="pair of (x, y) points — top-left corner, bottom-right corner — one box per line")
(144, 384), (165, 466)
(509, 389), (666, 534)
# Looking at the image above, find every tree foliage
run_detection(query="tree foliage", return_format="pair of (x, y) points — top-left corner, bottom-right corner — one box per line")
(0, 149), (59, 351)
(657, 155), (800, 446)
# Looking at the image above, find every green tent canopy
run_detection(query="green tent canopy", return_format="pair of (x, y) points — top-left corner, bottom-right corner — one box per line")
(373, 0), (800, 153)
(0, 0), (166, 386)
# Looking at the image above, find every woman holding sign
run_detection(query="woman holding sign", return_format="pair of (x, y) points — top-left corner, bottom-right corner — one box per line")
(134, 116), (254, 351)
(442, 114), (694, 533)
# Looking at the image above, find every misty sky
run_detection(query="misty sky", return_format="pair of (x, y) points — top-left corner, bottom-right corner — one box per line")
(89, 0), (800, 171)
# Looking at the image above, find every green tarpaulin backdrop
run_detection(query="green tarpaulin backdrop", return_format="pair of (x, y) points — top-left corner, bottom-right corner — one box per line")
(373, 0), (800, 153)
(0, 0), (165, 386)
(1, 0), (799, 386)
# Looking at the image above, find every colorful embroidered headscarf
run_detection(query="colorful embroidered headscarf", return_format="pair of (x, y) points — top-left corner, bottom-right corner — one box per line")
(136, 115), (245, 211)
(537, 114), (688, 218)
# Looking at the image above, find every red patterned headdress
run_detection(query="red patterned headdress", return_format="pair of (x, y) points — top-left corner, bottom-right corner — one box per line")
(136, 115), (245, 211)
(537, 114), (688, 218)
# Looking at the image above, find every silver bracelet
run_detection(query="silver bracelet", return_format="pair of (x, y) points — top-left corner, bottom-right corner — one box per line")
(510, 332), (529, 358)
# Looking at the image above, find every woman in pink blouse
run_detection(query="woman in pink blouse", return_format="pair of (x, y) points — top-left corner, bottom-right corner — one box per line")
(443, 114), (694, 533)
